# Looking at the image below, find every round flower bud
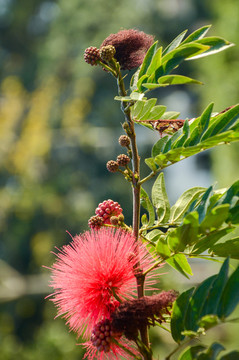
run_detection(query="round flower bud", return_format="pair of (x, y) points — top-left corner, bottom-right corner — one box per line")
(88, 215), (104, 229)
(118, 135), (130, 147)
(110, 216), (119, 226)
(117, 154), (130, 167)
(95, 199), (122, 225)
(118, 214), (124, 222)
(106, 160), (119, 173)
(91, 319), (121, 353)
(84, 47), (100, 66)
(99, 45), (116, 62)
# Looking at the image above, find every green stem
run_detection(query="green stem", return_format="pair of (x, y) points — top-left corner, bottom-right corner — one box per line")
(139, 171), (157, 185)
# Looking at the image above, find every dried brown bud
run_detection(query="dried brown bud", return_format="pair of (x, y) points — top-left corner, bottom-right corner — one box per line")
(100, 29), (154, 70)
(84, 47), (101, 66)
(119, 135), (130, 147)
(110, 216), (119, 226)
(106, 160), (119, 173)
(100, 45), (116, 62)
(111, 291), (178, 340)
(117, 154), (130, 167)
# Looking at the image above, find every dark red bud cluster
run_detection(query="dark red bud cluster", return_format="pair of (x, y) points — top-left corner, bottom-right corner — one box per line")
(91, 319), (114, 353)
(95, 199), (122, 225)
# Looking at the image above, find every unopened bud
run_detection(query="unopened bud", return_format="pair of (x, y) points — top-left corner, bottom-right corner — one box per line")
(106, 160), (119, 173)
(110, 216), (119, 226)
(119, 135), (130, 147)
(117, 154), (130, 167)
(100, 45), (116, 62)
(84, 47), (100, 66)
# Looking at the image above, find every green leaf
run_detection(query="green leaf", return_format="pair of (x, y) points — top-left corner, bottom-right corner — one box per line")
(188, 37), (234, 60)
(138, 41), (158, 79)
(182, 25), (211, 44)
(201, 105), (239, 141)
(168, 212), (199, 252)
(178, 345), (206, 360)
(114, 96), (133, 102)
(167, 254), (193, 278)
(130, 92), (146, 101)
(141, 213), (148, 226)
(141, 83), (168, 90)
(157, 74), (203, 86)
(156, 43), (209, 78)
(160, 111), (181, 120)
(137, 74), (149, 92)
(170, 187), (206, 223)
(199, 204), (230, 233)
(211, 238), (239, 259)
(131, 100), (145, 119)
(163, 29), (188, 55)
(145, 105), (239, 171)
(151, 172), (170, 223)
(137, 98), (157, 120)
(219, 351), (239, 360)
(152, 136), (170, 157)
(198, 103), (214, 140)
(200, 258), (229, 317)
(140, 105), (166, 121)
(198, 315), (220, 330)
(145, 157), (158, 171)
(197, 343), (225, 360)
(147, 47), (162, 77)
(140, 187), (155, 227)
(217, 265), (239, 318)
(185, 275), (217, 331)
(196, 186), (214, 223)
(192, 228), (234, 254)
(171, 287), (195, 342)
(155, 235), (171, 259)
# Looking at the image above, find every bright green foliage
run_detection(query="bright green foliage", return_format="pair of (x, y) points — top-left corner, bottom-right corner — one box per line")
(171, 259), (239, 343)
(134, 26), (233, 92)
(143, 104), (239, 171)
(140, 179), (239, 276)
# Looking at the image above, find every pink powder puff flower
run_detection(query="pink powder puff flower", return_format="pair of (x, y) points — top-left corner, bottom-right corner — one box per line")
(48, 228), (158, 339)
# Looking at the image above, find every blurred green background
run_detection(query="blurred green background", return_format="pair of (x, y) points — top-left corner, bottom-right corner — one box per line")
(0, 1), (239, 359)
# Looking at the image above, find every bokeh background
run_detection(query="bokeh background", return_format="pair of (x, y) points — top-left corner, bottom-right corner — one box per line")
(0, 0), (239, 359)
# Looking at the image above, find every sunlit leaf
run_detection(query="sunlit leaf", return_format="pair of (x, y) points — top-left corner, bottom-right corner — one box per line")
(187, 37), (234, 60)
(140, 187), (155, 227)
(170, 187), (206, 223)
(151, 172), (170, 223)
(157, 74), (203, 85)
(211, 238), (239, 259)
(182, 25), (211, 44)
(198, 315), (220, 330)
(138, 41), (158, 79)
(163, 29), (188, 55)
(166, 254), (193, 278)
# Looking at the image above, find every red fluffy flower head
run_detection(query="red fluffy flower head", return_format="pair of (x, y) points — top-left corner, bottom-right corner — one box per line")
(49, 228), (157, 339)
